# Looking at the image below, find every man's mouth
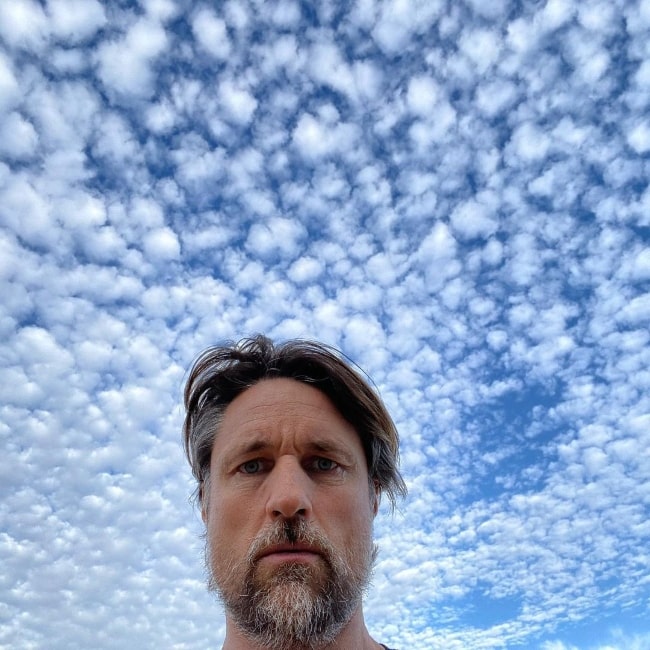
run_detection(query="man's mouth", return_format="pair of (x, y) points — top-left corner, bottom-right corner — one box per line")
(256, 543), (323, 564)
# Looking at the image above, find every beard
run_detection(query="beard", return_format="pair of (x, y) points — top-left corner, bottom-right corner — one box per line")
(206, 518), (376, 649)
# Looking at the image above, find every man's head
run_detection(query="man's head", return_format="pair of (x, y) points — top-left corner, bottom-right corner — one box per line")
(182, 335), (406, 648)
(183, 335), (406, 510)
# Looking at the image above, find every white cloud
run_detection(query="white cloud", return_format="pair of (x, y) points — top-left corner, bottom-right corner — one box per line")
(92, 112), (139, 166)
(409, 100), (456, 147)
(81, 225), (127, 264)
(633, 60), (650, 87)
(459, 28), (502, 73)
(508, 121), (551, 163)
(292, 111), (359, 160)
(287, 256), (323, 283)
(450, 196), (499, 241)
(259, 34), (302, 76)
(629, 248), (650, 280)
(0, 52), (20, 111)
(343, 313), (387, 364)
(292, 113), (329, 157)
(142, 0), (178, 22)
(465, 0), (509, 19)
(46, 0), (106, 43)
(0, 0), (48, 51)
(0, 112), (38, 159)
(563, 23), (611, 84)
(192, 7), (231, 59)
(476, 79), (518, 118)
(406, 75), (440, 116)
(626, 120), (650, 154)
(1, 2), (649, 649)
(540, 0), (575, 32)
(143, 227), (181, 262)
(55, 191), (106, 232)
(245, 217), (306, 259)
(145, 99), (178, 134)
(418, 221), (457, 262)
(482, 238), (504, 266)
(506, 16), (540, 54)
(96, 17), (168, 98)
(618, 294), (650, 325)
(0, 175), (52, 247)
(271, 0), (301, 27)
(224, 0), (250, 30)
(219, 79), (258, 125)
(308, 41), (356, 100)
(372, 0), (443, 53)
(352, 59), (383, 102)
(49, 47), (89, 74)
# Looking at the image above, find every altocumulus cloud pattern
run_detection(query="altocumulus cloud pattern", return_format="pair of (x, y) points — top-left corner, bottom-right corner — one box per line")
(1, 1), (649, 649)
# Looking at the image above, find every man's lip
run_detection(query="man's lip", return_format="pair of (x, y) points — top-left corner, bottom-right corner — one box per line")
(257, 544), (322, 560)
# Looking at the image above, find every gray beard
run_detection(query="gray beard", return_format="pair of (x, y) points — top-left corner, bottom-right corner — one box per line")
(206, 519), (376, 650)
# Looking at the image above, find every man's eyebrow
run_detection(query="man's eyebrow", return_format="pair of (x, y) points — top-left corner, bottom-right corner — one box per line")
(305, 439), (357, 465)
(222, 438), (358, 465)
(226, 439), (272, 459)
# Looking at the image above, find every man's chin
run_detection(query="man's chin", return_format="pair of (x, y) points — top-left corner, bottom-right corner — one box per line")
(210, 545), (368, 650)
(257, 578), (318, 612)
(253, 557), (329, 592)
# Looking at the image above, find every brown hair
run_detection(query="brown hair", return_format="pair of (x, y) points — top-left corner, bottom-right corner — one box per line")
(183, 335), (406, 509)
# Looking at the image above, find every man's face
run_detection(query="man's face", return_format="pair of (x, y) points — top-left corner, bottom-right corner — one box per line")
(202, 378), (378, 648)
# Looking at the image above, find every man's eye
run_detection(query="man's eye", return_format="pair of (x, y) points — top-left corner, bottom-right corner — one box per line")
(239, 460), (263, 474)
(313, 457), (337, 472)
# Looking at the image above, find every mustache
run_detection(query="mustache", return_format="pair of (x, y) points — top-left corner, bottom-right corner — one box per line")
(247, 518), (334, 565)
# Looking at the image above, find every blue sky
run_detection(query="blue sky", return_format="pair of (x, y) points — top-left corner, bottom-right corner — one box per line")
(1, 0), (649, 649)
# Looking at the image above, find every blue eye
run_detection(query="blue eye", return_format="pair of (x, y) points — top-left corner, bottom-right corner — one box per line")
(314, 457), (336, 471)
(240, 460), (262, 474)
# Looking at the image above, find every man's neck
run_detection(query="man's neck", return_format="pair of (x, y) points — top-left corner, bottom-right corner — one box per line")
(222, 607), (383, 650)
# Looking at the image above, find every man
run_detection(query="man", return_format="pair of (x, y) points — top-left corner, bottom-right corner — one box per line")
(183, 335), (406, 650)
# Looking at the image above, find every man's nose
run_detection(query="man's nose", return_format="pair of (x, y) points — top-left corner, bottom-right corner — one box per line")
(265, 457), (312, 520)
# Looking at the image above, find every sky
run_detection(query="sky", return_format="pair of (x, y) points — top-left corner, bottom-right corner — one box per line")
(0, 0), (649, 649)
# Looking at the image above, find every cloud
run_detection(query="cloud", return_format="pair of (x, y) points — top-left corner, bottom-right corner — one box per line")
(406, 75), (441, 116)
(143, 227), (181, 262)
(219, 78), (258, 125)
(287, 256), (323, 283)
(192, 7), (231, 59)
(0, 0), (48, 51)
(0, 52), (20, 111)
(47, 0), (106, 43)
(292, 110), (360, 160)
(371, 0), (443, 54)
(96, 17), (168, 98)
(1, 1), (649, 649)
(450, 195), (499, 241)
(0, 112), (39, 159)
(626, 120), (650, 154)
(245, 217), (306, 259)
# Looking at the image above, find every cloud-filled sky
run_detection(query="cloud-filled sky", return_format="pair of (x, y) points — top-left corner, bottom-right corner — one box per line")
(1, 0), (649, 648)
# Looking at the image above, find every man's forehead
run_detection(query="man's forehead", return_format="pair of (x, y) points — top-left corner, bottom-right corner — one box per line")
(214, 378), (363, 454)
(224, 377), (346, 421)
